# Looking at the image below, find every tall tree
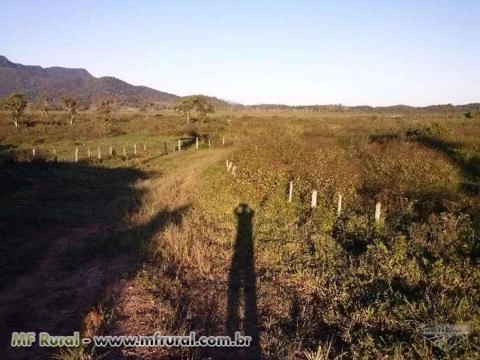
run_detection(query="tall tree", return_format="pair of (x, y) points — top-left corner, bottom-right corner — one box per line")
(41, 95), (52, 119)
(61, 96), (79, 125)
(195, 97), (215, 121)
(175, 96), (196, 123)
(140, 102), (155, 118)
(174, 96), (215, 123)
(96, 98), (115, 121)
(1, 93), (27, 128)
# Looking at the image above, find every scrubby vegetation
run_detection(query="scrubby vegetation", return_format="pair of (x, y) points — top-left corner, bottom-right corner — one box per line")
(0, 106), (479, 359)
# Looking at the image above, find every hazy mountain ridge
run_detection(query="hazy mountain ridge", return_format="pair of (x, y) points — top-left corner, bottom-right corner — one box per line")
(0, 55), (179, 106)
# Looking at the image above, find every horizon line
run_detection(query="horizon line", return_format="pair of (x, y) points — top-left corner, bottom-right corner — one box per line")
(2, 54), (478, 109)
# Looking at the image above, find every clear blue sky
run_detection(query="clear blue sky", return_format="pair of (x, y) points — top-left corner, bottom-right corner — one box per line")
(0, 0), (478, 106)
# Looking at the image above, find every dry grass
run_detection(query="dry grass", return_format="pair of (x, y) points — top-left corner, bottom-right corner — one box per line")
(1, 108), (479, 359)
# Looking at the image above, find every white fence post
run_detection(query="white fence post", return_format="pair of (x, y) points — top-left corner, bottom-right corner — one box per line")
(337, 194), (342, 216)
(288, 181), (293, 202)
(311, 190), (317, 208)
(87, 147), (91, 158)
(178, 139), (181, 151)
(196, 137), (199, 149)
(32, 148), (35, 158)
(109, 145), (113, 156)
(375, 202), (381, 222)
(134, 144), (137, 156)
(75, 147), (78, 162)
(97, 147), (101, 160)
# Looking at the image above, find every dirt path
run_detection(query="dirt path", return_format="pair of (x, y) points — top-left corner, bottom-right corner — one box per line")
(103, 149), (229, 359)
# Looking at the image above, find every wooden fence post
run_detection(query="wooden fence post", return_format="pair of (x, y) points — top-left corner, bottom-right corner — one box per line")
(196, 137), (199, 149)
(337, 194), (342, 216)
(222, 136), (225, 145)
(75, 147), (78, 162)
(311, 190), (317, 208)
(134, 144), (137, 155)
(97, 147), (101, 160)
(288, 181), (293, 202)
(178, 139), (181, 151)
(375, 202), (381, 222)
(164, 141), (168, 155)
(208, 139), (211, 147)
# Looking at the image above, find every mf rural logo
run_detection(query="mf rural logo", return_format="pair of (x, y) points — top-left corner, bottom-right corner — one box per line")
(420, 324), (470, 352)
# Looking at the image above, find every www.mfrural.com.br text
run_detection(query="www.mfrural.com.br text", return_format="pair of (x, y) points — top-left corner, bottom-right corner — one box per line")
(11, 331), (252, 348)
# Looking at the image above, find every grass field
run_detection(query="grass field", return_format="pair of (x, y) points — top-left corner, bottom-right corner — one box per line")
(0, 108), (479, 359)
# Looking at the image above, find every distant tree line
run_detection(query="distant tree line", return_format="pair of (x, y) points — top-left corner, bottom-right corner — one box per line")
(0, 92), (218, 127)
(3, 90), (475, 128)
(0, 92), (118, 126)
(242, 103), (480, 113)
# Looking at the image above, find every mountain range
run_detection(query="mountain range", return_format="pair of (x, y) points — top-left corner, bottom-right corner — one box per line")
(0, 55), (180, 106)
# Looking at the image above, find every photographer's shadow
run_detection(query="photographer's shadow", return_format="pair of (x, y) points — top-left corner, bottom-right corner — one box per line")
(226, 203), (261, 359)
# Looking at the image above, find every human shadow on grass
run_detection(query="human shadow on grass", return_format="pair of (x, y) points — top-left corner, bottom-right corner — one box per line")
(0, 158), (189, 360)
(135, 204), (261, 360)
(225, 204), (261, 360)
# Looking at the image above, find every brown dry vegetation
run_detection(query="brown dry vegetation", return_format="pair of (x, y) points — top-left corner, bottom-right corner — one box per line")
(0, 108), (479, 359)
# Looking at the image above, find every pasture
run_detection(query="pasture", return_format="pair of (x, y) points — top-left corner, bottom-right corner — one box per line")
(0, 108), (479, 359)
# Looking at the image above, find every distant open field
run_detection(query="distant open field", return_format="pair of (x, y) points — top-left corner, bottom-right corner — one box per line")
(0, 108), (479, 359)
